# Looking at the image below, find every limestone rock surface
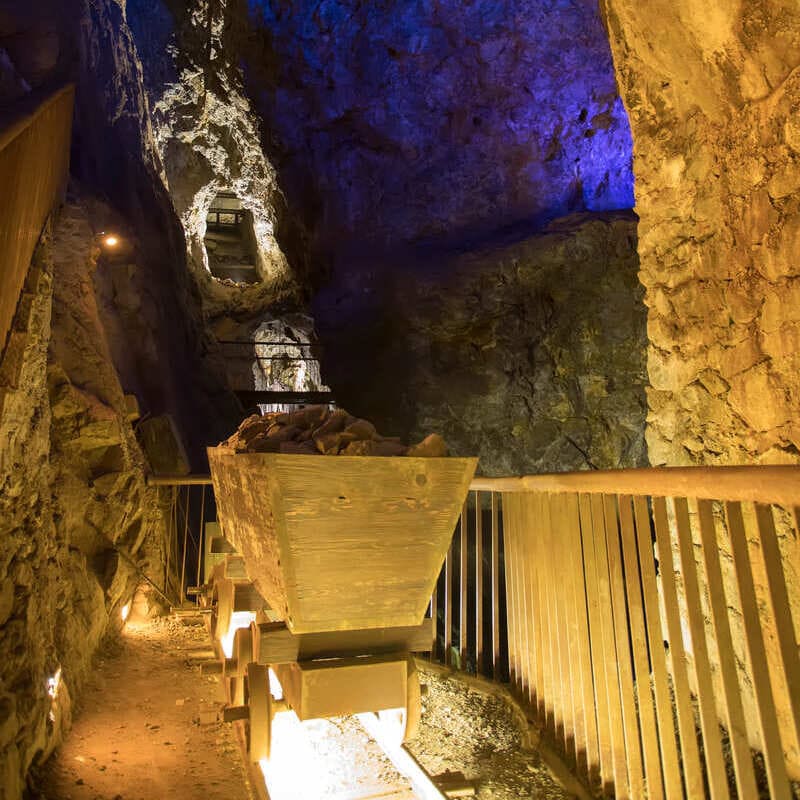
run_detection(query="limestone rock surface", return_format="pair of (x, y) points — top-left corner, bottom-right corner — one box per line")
(315, 211), (647, 477)
(0, 208), (172, 800)
(602, 0), (800, 468)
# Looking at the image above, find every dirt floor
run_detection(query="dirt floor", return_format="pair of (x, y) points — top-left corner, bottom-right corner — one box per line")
(33, 616), (256, 800)
(32, 617), (575, 800)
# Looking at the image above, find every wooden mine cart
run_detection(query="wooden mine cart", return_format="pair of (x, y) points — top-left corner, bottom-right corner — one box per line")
(207, 448), (477, 760)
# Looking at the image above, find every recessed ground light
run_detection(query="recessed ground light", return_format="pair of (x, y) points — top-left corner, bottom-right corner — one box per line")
(103, 234), (120, 247)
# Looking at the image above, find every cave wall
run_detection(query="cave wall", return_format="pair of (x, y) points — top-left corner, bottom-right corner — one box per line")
(123, 0), (299, 303)
(600, 0), (800, 467)
(600, 0), (800, 773)
(241, 0), (635, 260)
(0, 207), (171, 800)
(0, 3), (254, 795)
(315, 212), (647, 476)
(70, 0), (244, 463)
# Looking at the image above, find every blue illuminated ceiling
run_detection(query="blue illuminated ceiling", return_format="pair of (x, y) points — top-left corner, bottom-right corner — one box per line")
(242, 0), (634, 255)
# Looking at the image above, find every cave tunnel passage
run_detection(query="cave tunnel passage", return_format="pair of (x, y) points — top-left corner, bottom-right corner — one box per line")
(204, 192), (261, 284)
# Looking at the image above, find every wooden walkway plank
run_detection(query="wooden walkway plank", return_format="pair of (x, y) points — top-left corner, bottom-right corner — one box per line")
(725, 501), (791, 800)
(591, 493), (630, 798)
(672, 497), (729, 800)
(696, 499), (758, 800)
(754, 503), (800, 758)
(557, 492), (583, 770)
(618, 495), (665, 800)
(603, 494), (644, 800)
(540, 493), (559, 738)
(652, 496), (704, 798)
(501, 493), (519, 688)
(550, 493), (573, 756)
(527, 494), (545, 721)
(579, 493), (614, 793)
(513, 495), (531, 700)
(568, 492), (601, 786)
(633, 496), (683, 799)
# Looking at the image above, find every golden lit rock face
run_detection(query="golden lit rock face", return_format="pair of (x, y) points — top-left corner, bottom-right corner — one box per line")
(601, 0), (800, 466)
(602, 0), (800, 778)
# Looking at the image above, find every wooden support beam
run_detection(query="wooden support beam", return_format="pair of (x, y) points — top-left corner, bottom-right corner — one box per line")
(254, 619), (434, 664)
(274, 654), (407, 720)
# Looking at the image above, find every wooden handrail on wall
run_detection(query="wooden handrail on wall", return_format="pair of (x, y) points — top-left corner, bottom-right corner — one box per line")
(0, 83), (75, 360)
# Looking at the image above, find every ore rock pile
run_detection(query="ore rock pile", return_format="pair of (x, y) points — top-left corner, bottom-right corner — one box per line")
(222, 405), (448, 458)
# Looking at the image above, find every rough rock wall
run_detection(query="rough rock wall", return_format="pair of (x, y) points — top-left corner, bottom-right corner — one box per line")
(600, 0), (800, 776)
(0, 0), (64, 103)
(315, 212), (647, 476)
(600, 0), (800, 467)
(0, 206), (170, 800)
(67, 0), (243, 463)
(124, 0), (299, 305)
(242, 0), (634, 260)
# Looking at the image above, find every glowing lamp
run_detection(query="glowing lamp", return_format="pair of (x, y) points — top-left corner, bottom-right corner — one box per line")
(104, 235), (119, 247)
(121, 603), (130, 622)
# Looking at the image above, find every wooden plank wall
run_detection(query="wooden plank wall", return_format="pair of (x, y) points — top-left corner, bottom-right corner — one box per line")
(501, 490), (800, 799)
(0, 84), (74, 361)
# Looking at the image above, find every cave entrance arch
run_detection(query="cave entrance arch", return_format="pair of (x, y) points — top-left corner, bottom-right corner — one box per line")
(204, 191), (260, 284)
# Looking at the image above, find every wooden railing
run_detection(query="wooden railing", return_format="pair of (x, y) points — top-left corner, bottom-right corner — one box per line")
(0, 84), (74, 359)
(470, 465), (800, 800)
(430, 489), (508, 680)
(152, 464), (800, 799)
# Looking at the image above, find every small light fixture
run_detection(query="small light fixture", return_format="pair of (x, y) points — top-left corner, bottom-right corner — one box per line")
(47, 667), (63, 723)
(121, 602), (130, 622)
(104, 234), (119, 248)
(46, 667), (62, 700)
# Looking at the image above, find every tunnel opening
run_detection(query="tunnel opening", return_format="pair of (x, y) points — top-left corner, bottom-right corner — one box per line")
(203, 191), (261, 285)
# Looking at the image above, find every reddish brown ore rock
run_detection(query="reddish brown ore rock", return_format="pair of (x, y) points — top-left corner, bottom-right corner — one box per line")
(221, 405), (449, 458)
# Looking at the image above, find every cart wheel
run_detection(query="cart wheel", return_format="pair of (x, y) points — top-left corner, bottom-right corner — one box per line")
(246, 662), (272, 762)
(213, 578), (234, 643)
(228, 627), (254, 705)
(377, 657), (421, 745)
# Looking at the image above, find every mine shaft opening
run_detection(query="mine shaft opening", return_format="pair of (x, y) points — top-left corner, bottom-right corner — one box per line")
(204, 191), (261, 285)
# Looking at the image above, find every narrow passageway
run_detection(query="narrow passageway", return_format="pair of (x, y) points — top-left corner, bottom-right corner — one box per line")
(35, 617), (256, 800)
(31, 609), (575, 800)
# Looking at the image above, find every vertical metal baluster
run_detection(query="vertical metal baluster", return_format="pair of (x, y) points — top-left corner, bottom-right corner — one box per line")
(460, 498), (468, 669)
(491, 492), (501, 680)
(179, 486), (191, 606)
(475, 490), (484, 675)
(195, 485), (207, 603)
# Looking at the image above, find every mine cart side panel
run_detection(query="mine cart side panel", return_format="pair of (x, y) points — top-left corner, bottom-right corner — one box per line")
(271, 454), (477, 633)
(208, 447), (290, 619)
(208, 450), (477, 634)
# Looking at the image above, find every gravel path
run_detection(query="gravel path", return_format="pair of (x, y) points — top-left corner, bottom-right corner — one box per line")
(410, 666), (574, 799)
